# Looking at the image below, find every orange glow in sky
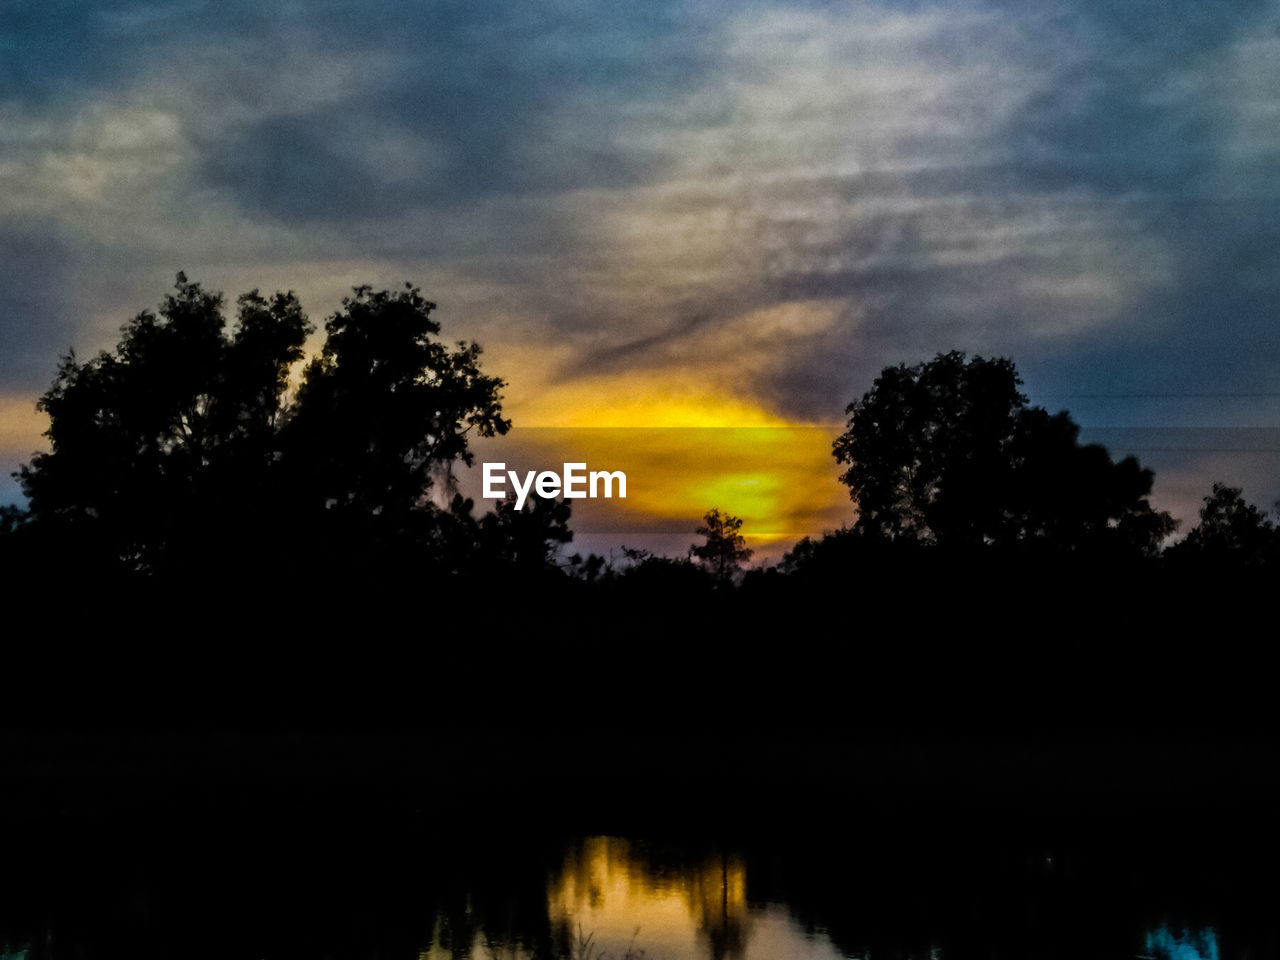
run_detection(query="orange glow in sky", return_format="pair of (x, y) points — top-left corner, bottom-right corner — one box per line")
(482, 369), (852, 556)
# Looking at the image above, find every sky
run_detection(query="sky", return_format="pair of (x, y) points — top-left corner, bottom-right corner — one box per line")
(4, 0), (1280, 559)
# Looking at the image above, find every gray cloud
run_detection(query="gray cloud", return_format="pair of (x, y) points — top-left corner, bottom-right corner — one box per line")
(0, 222), (83, 392)
(734, 0), (1280, 429)
(186, 1), (719, 223)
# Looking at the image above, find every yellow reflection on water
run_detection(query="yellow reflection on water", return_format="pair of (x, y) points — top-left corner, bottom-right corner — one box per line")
(416, 836), (898, 960)
(549, 837), (750, 960)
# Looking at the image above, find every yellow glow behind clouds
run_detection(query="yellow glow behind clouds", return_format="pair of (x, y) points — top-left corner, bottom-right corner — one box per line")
(492, 372), (849, 547)
(0, 396), (47, 463)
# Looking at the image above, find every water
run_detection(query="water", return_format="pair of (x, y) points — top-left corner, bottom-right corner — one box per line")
(0, 819), (1270, 960)
(414, 835), (882, 960)
(403, 831), (1261, 960)
(2, 730), (1277, 960)
(1142, 927), (1220, 960)
(539, 838), (817, 960)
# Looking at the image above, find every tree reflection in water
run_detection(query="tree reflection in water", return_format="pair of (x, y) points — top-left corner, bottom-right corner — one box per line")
(549, 837), (753, 960)
(415, 836), (853, 960)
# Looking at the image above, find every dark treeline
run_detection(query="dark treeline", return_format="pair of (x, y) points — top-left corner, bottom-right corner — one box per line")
(0, 278), (1274, 732)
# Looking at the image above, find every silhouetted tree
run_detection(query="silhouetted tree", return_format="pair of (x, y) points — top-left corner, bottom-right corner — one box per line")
(12, 275), (524, 579)
(15, 274), (311, 573)
(280, 283), (511, 573)
(690, 508), (753, 580)
(833, 352), (1175, 555)
(285, 283), (508, 520)
(1166, 482), (1278, 567)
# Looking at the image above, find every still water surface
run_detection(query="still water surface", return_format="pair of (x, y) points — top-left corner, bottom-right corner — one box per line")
(0, 825), (1259, 960)
(420, 837), (848, 960)
(413, 835), (1228, 960)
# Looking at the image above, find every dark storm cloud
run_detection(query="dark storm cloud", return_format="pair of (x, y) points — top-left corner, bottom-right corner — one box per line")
(562, 313), (718, 379)
(4, 0), (715, 219)
(1047, 199), (1280, 397)
(2, 2), (144, 102)
(749, 0), (1280, 427)
(996, 0), (1268, 192)
(990, 0), (1280, 405)
(193, 1), (717, 222)
(198, 99), (662, 222)
(2, 1), (256, 105)
(754, 190), (1171, 417)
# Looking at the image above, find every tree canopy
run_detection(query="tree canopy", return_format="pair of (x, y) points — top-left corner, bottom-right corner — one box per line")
(1167, 482), (1279, 568)
(832, 351), (1177, 555)
(16, 274), (313, 573)
(11, 275), (526, 579)
(286, 284), (509, 522)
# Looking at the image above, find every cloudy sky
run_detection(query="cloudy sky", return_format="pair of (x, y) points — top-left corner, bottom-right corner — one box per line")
(4, 0), (1280, 555)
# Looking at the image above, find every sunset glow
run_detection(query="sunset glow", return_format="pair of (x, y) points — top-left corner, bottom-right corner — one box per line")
(479, 372), (851, 551)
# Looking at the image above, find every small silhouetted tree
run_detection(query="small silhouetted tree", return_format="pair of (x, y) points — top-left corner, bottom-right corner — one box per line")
(1167, 482), (1278, 567)
(833, 351), (1176, 555)
(690, 508), (753, 579)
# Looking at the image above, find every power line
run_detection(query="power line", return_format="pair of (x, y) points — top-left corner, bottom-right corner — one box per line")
(1113, 448), (1280, 453)
(1038, 393), (1280, 399)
